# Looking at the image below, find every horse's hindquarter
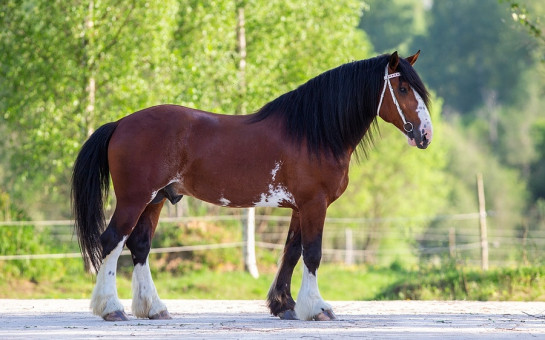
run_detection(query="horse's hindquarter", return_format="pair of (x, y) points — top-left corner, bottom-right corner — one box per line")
(108, 105), (351, 209)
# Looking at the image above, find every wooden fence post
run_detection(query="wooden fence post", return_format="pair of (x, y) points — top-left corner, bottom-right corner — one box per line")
(242, 207), (259, 278)
(477, 173), (489, 271)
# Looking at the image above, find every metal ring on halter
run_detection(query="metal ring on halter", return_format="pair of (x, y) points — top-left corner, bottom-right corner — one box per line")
(403, 122), (413, 132)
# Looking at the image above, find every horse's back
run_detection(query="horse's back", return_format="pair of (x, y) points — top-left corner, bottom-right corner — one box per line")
(106, 104), (286, 206)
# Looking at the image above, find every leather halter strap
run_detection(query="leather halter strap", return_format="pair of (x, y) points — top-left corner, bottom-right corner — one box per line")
(376, 65), (413, 133)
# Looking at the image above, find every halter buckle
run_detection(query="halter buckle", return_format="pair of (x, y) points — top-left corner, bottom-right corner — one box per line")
(403, 122), (413, 133)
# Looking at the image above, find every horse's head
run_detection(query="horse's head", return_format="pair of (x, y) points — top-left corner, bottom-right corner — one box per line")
(377, 51), (432, 149)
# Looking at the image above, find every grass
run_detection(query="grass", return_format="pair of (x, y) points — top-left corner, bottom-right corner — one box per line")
(0, 262), (410, 300)
(3, 261), (545, 301)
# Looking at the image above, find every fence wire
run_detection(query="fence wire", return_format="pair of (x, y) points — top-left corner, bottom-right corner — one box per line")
(0, 212), (542, 266)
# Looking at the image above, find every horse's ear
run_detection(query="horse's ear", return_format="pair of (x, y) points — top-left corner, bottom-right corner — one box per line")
(389, 51), (399, 71)
(406, 50), (421, 66)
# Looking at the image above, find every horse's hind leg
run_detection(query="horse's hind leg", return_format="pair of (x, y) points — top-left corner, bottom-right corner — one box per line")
(267, 210), (302, 320)
(126, 200), (171, 319)
(90, 203), (146, 321)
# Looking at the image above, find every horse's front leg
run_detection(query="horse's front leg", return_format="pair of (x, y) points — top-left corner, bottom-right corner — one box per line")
(267, 210), (302, 320)
(294, 199), (337, 321)
(126, 201), (171, 320)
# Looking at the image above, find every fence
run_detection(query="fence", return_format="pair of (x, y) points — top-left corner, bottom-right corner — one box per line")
(1, 210), (543, 271)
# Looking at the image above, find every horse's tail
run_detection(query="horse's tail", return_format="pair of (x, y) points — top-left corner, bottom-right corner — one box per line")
(71, 121), (118, 273)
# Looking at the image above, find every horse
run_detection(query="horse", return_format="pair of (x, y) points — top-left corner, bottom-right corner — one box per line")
(71, 51), (432, 322)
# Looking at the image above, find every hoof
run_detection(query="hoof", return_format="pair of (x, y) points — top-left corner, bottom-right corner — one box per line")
(149, 310), (172, 320)
(103, 310), (129, 321)
(278, 309), (298, 320)
(312, 309), (337, 321)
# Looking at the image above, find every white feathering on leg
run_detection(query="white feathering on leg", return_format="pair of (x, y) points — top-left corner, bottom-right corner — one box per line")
(131, 257), (168, 318)
(90, 236), (127, 317)
(294, 265), (332, 321)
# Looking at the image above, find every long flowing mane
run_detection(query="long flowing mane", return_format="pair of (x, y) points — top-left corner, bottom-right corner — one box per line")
(248, 54), (430, 158)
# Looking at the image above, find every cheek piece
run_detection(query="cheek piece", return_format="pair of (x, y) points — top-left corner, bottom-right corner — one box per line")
(376, 65), (414, 138)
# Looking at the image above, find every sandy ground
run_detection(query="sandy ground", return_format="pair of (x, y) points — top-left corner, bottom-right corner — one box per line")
(2, 299), (545, 339)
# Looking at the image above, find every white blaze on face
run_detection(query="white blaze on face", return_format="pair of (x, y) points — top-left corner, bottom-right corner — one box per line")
(408, 88), (433, 146)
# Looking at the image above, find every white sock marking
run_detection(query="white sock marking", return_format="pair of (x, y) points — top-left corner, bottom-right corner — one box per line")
(90, 236), (127, 317)
(294, 265), (331, 321)
(132, 257), (167, 318)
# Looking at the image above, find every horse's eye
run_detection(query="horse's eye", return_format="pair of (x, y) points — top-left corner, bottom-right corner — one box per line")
(400, 87), (408, 94)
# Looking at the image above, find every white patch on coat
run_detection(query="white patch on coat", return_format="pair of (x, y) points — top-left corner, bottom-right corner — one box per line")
(132, 257), (168, 318)
(410, 88), (433, 146)
(294, 265), (331, 321)
(271, 161), (282, 181)
(253, 161), (294, 207)
(219, 197), (231, 207)
(90, 236), (127, 317)
(254, 184), (295, 207)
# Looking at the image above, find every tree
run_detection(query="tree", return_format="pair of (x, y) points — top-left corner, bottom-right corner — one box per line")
(0, 0), (178, 218)
(170, 0), (370, 115)
(409, 0), (534, 114)
(359, 0), (428, 55)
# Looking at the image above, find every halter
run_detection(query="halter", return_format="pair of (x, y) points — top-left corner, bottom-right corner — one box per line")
(376, 65), (414, 133)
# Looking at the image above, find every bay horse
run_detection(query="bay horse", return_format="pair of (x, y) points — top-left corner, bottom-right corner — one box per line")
(72, 51), (432, 322)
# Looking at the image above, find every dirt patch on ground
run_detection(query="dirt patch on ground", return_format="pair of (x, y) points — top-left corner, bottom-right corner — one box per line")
(2, 300), (545, 339)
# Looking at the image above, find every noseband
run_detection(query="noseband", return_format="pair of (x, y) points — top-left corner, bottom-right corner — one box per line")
(376, 65), (414, 134)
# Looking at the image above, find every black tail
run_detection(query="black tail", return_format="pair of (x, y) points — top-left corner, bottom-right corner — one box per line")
(71, 122), (118, 273)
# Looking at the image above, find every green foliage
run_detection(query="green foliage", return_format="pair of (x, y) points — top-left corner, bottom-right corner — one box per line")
(0, 0), (179, 218)
(376, 265), (545, 301)
(409, 0), (535, 114)
(359, 0), (427, 55)
(0, 224), (84, 281)
(530, 120), (545, 200)
(0, 0), (371, 220)
(1, 0), (545, 291)
(144, 220), (243, 274)
(505, 0), (545, 51)
(327, 95), (449, 265)
(171, 0), (370, 114)
(5, 261), (545, 302)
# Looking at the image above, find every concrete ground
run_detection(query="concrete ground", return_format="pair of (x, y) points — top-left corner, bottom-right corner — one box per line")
(1, 299), (545, 339)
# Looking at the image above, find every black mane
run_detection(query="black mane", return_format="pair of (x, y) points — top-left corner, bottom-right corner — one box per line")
(248, 54), (430, 159)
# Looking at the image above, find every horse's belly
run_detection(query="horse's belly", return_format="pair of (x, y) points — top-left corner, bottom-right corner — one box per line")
(181, 163), (297, 209)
